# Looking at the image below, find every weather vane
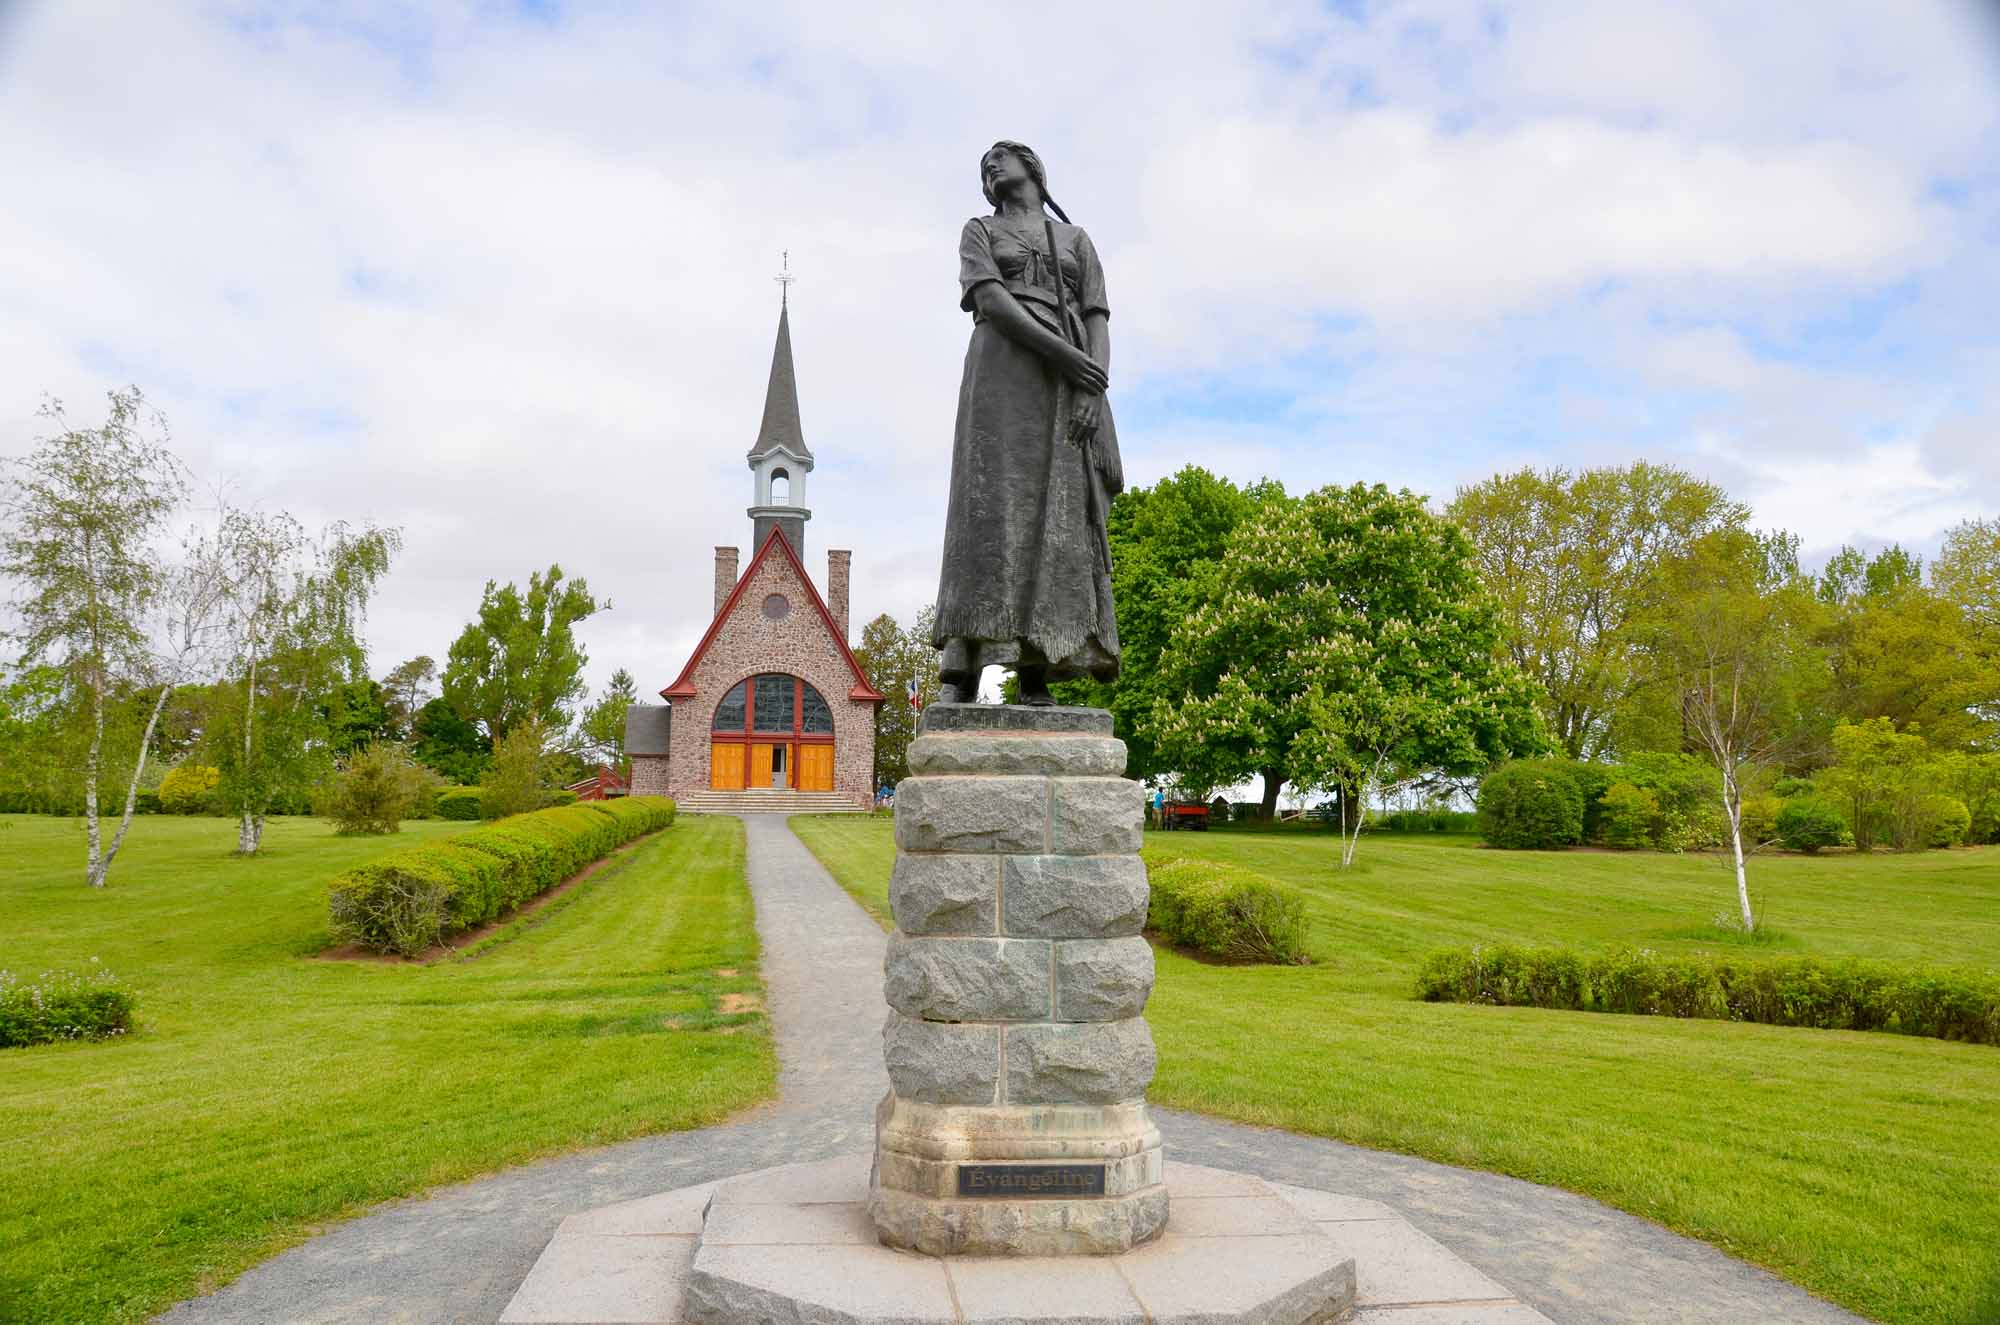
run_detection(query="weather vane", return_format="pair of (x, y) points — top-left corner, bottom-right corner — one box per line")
(774, 250), (796, 306)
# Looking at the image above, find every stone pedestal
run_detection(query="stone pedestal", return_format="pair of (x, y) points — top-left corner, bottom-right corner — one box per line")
(868, 703), (1166, 1256)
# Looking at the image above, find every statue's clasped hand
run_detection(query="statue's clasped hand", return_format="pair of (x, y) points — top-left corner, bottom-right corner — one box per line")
(1068, 392), (1103, 445)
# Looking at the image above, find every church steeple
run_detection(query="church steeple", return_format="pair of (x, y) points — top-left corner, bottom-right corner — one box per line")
(747, 269), (813, 558)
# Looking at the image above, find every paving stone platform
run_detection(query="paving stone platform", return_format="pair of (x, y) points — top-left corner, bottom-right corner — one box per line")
(501, 1153), (1558, 1324)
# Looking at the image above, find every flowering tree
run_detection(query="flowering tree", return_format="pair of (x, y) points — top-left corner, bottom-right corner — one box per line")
(1149, 482), (1546, 851)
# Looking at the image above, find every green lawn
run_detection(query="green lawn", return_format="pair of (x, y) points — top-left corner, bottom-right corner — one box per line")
(789, 815), (2000, 1325)
(0, 813), (775, 1324)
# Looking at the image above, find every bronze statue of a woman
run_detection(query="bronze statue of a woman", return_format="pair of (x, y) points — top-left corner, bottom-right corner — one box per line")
(933, 141), (1121, 705)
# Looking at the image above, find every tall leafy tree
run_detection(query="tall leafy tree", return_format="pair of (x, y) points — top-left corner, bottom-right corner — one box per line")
(380, 655), (438, 739)
(410, 696), (490, 784)
(577, 667), (639, 772)
(1150, 482), (1546, 825)
(209, 511), (401, 854)
(1639, 529), (1829, 930)
(853, 606), (940, 787)
(1054, 466), (1276, 780)
(1934, 518), (2000, 639)
(1816, 542), (1997, 751)
(442, 564), (603, 744)
(0, 389), (186, 885)
(1448, 462), (1749, 759)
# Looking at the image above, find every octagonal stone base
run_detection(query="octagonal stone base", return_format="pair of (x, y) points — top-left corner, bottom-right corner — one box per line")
(870, 1094), (1166, 1256)
(685, 1155), (1351, 1324)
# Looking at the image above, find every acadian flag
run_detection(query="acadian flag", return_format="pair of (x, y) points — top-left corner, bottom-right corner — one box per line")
(907, 678), (922, 711)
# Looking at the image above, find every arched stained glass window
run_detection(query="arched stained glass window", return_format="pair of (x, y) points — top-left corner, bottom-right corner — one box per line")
(711, 679), (748, 732)
(801, 684), (833, 734)
(753, 674), (794, 732)
(711, 674), (834, 738)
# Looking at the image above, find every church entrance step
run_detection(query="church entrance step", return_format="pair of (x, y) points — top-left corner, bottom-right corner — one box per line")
(675, 790), (868, 815)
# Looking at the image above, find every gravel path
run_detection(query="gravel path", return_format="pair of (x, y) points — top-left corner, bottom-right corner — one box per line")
(159, 814), (1862, 1324)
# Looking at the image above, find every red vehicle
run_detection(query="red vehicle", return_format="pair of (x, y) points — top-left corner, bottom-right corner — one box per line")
(1161, 801), (1209, 831)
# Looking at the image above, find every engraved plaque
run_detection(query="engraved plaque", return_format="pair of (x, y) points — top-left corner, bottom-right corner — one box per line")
(956, 1163), (1107, 1199)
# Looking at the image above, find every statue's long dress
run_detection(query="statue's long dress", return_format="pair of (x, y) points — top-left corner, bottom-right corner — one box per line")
(934, 216), (1122, 683)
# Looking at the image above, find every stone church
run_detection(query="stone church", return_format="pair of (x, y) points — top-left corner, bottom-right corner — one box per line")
(626, 300), (882, 809)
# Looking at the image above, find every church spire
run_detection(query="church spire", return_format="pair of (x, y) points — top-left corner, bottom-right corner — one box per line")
(747, 266), (813, 557)
(749, 261), (811, 463)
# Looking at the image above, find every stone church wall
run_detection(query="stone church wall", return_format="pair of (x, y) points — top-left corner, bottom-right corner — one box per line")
(664, 542), (876, 808)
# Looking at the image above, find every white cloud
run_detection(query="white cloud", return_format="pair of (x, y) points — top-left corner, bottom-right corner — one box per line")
(0, 0), (1995, 701)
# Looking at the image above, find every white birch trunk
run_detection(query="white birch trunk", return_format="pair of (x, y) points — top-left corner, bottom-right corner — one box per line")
(237, 652), (260, 855)
(1722, 764), (1753, 932)
(83, 666), (106, 887)
(95, 683), (173, 886)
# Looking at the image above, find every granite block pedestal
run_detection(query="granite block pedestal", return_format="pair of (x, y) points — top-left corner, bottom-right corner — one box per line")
(868, 704), (1167, 1257)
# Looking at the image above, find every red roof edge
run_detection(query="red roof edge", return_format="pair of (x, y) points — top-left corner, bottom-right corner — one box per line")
(661, 527), (885, 704)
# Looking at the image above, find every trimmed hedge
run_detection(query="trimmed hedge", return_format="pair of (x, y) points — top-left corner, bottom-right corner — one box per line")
(1415, 944), (2000, 1046)
(1377, 809), (1478, 833)
(435, 786), (484, 820)
(327, 796), (676, 956)
(1, 966), (137, 1048)
(1146, 855), (1309, 964)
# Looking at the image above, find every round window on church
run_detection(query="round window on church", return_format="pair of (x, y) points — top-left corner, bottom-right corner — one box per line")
(762, 594), (791, 620)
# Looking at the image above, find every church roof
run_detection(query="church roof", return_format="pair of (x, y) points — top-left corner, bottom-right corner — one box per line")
(624, 704), (671, 757)
(747, 302), (812, 463)
(661, 526), (883, 704)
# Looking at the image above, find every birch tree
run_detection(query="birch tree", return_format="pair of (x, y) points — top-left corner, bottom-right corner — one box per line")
(0, 389), (185, 886)
(209, 510), (400, 854)
(1645, 530), (1827, 931)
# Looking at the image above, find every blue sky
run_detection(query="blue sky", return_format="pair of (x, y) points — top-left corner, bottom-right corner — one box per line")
(2, 1), (1997, 696)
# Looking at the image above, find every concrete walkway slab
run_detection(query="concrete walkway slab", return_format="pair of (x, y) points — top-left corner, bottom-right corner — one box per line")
(157, 814), (1866, 1325)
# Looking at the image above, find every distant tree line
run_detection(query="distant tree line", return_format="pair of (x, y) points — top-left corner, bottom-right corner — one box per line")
(0, 388), (643, 883)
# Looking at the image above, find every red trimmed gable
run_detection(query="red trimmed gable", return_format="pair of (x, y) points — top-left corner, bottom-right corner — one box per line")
(662, 527), (885, 703)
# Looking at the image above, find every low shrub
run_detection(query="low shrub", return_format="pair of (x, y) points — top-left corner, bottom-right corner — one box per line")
(327, 796), (676, 956)
(324, 744), (430, 835)
(546, 789), (580, 807)
(1775, 798), (1848, 853)
(1378, 809), (1479, 833)
(1921, 795), (1971, 849)
(1738, 795), (1784, 846)
(1415, 944), (2000, 1046)
(435, 787), (484, 821)
(1, 965), (137, 1048)
(1476, 760), (1584, 849)
(158, 763), (220, 815)
(1596, 782), (1659, 850)
(1145, 855), (1309, 964)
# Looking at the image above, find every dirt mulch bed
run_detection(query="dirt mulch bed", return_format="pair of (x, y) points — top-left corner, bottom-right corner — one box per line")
(314, 828), (668, 966)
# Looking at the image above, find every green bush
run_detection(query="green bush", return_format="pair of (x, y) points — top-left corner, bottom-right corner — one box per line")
(327, 796), (676, 956)
(324, 744), (429, 836)
(1145, 855), (1309, 964)
(1, 965), (137, 1048)
(1775, 798), (1848, 854)
(435, 787), (484, 821)
(1922, 795), (1971, 849)
(546, 788), (580, 807)
(1415, 944), (2000, 1046)
(1476, 760), (1585, 849)
(1566, 762), (1615, 843)
(1378, 809), (1479, 833)
(134, 790), (162, 815)
(158, 763), (220, 814)
(1596, 782), (1659, 850)
(1738, 795), (1784, 846)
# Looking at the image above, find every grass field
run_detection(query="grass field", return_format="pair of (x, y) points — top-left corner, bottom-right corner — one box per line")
(0, 813), (775, 1325)
(789, 815), (2000, 1325)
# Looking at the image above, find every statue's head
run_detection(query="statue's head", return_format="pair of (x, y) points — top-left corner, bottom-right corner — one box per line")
(981, 140), (1068, 222)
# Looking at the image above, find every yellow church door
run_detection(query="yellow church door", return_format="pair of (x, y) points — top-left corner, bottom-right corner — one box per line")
(750, 742), (776, 789)
(798, 743), (834, 792)
(710, 742), (746, 790)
